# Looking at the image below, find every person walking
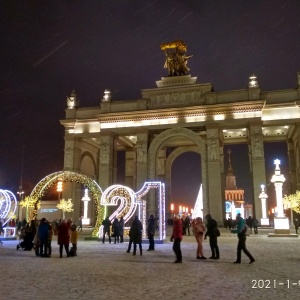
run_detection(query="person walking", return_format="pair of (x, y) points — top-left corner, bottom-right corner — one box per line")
(146, 214), (156, 251)
(57, 219), (70, 258)
(204, 214), (220, 260)
(252, 217), (259, 235)
(112, 217), (120, 244)
(102, 217), (112, 244)
(232, 213), (255, 264)
(78, 217), (83, 232)
(184, 215), (191, 236)
(170, 215), (182, 263)
(192, 217), (206, 259)
(119, 216), (125, 243)
(70, 223), (79, 256)
(294, 218), (299, 234)
(129, 216), (143, 256)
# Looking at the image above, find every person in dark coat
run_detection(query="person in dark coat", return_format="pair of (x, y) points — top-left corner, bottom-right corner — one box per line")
(129, 216), (143, 255)
(232, 213), (255, 264)
(57, 219), (70, 258)
(102, 217), (112, 243)
(204, 214), (220, 259)
(112, 217), (120, 243)
(119, 216), (125, 243)
(38, 218), (49, 257)
(252, 217), (259, 234)
(294, 218), (299, 234)
(171, 215), (182, 263)
(147, 214), (156, 251)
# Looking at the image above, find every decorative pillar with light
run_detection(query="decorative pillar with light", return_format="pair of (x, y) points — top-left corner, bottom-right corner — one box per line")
(57, 179), (63, 200)
(17, 186), (24, 220)
(179, 205), (182, 216)
(270, 159), (290, 234)
(259, 184), (269, 226)
(81, 189), (91, 225)
(170, 203), (174, 218)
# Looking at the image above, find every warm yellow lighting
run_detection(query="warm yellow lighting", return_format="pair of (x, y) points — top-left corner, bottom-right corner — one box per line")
(171, 203), (174, 211)
(213, 114), (225, 121)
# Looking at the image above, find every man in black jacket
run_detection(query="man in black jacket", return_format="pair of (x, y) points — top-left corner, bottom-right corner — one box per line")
(204, 214), (220, 259)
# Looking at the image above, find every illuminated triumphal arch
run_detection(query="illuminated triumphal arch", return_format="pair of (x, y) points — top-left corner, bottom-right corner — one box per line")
(60, 41), (300, 225)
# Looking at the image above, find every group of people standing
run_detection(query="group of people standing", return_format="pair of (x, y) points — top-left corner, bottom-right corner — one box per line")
(102, 216), (125, 244)
(170, 213), (255, 264)
(16, 217), (79, 258)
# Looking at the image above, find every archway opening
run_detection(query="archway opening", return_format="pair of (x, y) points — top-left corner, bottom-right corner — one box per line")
(170, 151), (202, 216)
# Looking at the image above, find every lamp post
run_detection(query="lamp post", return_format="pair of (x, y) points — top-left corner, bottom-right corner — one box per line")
(259, 184), (269, 226)
(170, 203), (174, 218)
(57, 179), (63, 200)
(81, 189), (91, 225)
(17, 186), (24, 220)
(270, 159), (290, 234)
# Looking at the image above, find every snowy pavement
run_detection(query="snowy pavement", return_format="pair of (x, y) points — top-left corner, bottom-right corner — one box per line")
(1, 228), (300, 300)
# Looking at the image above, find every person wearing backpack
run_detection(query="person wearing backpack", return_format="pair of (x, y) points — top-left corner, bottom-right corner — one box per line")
(232, 213), (255, 264)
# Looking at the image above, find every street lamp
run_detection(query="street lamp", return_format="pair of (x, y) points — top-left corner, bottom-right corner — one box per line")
(17, 186), (24, 220)
(259, 184), (269, 226)
(57, 179), (63, 200)
(270, 159), (290, 234)
(170, 203), (174, 217)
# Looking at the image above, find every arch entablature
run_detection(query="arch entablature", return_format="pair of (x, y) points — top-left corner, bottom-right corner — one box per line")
(148, 127), (207, 211)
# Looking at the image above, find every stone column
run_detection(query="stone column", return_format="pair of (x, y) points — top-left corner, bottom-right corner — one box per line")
(206, 127), (223, 224)
(63, 137), (82, 221)
(249, 124), (266, 221)
(98, 134), (114, 190)
(156, 149), (166, 181)
(287, 139), (296, 193)
(292, 123), (300, 190)
(125, 150), (136, 189)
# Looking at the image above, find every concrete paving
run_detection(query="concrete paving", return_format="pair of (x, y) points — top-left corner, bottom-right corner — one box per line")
(1, 228), (300, 300)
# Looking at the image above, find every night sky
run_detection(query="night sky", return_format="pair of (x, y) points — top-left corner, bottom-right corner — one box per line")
(1, 1), (299, 209)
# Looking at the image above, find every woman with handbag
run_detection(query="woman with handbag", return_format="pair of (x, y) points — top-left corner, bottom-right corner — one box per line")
(192, 217), (207, 259)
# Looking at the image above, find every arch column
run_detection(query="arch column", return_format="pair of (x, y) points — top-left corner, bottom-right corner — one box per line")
(98, 134), (115, 190)
(206, 126), (223, 223)
(136, 131), (149, 190)
(249, 123), (266, 220)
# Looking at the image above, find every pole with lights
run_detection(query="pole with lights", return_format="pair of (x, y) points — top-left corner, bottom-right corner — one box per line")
(259, 184), (269, 226)
(170, 203), (174, 218)
(17, 186), (24, 220)
(270, 159), (290, 234)
(57, 179), (63, 201)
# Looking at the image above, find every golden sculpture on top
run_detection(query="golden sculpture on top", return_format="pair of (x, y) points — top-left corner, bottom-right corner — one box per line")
(160, 40), (192, 76)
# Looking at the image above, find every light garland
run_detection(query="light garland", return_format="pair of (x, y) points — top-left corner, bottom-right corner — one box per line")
(0, 189), (17, 237)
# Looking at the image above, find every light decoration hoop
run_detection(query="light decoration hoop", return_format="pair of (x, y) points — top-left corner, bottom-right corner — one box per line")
(0, 189), (17, 226)
(30, 171), (103, 236)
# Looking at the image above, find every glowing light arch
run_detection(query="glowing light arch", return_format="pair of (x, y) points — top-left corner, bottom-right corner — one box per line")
(30, 171), (104, 236)
(0, 189), (17, 226)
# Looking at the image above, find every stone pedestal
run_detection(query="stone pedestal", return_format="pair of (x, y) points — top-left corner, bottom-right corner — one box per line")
(260, 218), (269, 226)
